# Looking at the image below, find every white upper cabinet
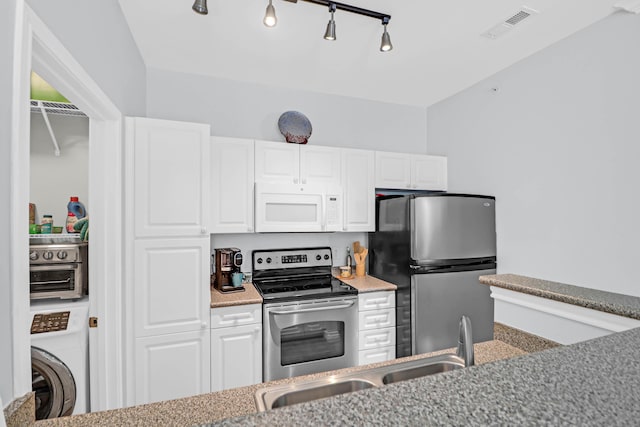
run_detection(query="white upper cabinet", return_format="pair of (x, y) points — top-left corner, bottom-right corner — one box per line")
(129, 117), (211, 237)
(341, 148), (375, 232)
(375, 151), (447, 191)
(210, 137), (255, 233)
(255, 140), (341, 184)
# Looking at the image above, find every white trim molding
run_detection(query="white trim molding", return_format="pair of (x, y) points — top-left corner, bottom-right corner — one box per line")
(491, 286), (640, 345)
(12, 4), (125, 411)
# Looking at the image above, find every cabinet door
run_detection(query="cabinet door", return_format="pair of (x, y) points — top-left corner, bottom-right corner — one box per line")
(375, 152), (412, 189)
(211, 137), (255, 233)
(135, 330), (210, 405)
(129, 117), (210, 237)
(412, 155), (448, 191)
(134, 238), (210, 337)
(300, 145), (341, 185)
(211, 323), (262, 392)
(358, 346), (395, 366)
(341, 148), (374, 232)
(255, 140), (299, 183)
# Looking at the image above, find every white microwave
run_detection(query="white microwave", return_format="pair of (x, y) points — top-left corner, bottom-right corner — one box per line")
(254, 182), (343, 233)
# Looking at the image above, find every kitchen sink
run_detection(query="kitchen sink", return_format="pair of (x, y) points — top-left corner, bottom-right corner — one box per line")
(381, 361), (461, 385)
(255, 354), (466, 411)
(270, 379), (377, 409)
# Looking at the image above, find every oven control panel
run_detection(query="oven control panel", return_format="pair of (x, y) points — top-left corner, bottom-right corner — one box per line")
(253, 247), (333, 271)
(29, 243), (83, 264)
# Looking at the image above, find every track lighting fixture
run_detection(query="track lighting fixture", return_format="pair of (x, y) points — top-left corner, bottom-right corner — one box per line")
(192, 0), (392, 52)
(192, 0), (208, 15)
(263, 0), (277, 27)
(323, 3), (337, 41)
(380, 17), (392, 52)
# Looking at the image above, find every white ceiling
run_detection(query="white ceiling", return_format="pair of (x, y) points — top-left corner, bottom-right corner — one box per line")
(118, 0), (622, 107)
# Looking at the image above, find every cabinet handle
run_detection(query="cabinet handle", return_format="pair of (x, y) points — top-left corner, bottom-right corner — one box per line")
(302, 178), (307, 184)
(293, 178), (299, 184)
(247, 226), (253, 232)
(201, 322), (207, 329)
(254, 327), (261, 334)
(201, 228), (207, 234)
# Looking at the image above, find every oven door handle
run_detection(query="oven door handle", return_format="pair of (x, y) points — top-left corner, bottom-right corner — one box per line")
(270, 301), (355, 315)
(30, 278), (73, 286)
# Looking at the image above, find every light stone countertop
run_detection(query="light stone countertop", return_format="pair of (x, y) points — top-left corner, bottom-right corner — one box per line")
(480, 273), (640, 320)
(210, 282), (262, 308)
(34, 340), (523, 427)
(332, 268), (397, 292)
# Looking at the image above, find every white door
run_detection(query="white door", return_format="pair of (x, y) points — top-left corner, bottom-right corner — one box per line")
(375, 152), (412, 189)
(210, 137), (255, 233)
(210, 324), (262, 392)
(342, 148), (375, 231)
(255, 140), (299, 183)
(412, 155), (448, 191)
(129, 117), (210, 237)
(135, 330), (210, 404)
(300, 145), (341, 185)
(134, 238), (210, 337)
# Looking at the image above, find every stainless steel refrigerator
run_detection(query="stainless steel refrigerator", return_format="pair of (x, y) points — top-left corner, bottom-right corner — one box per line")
(369, 193), (496, 357)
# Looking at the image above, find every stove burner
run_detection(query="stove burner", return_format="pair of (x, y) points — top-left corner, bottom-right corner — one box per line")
(302, 283), (329, 290)
(263, 286), (297, 294)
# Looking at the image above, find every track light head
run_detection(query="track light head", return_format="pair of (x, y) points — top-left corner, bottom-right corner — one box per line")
(324, 3), (337, 41)
(264, 0), (277, 27)
(192, 0), (208, 15)
(380, 17), (392, 52)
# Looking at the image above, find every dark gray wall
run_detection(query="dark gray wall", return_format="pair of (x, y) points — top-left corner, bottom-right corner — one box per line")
(428, 12), (640, 296)
(26, 0), (146, 115)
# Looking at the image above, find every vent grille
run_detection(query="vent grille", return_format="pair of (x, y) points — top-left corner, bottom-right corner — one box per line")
(505, 11), (531, 26)
(482, 7), (538, 39)
(31, 100), (87, 118)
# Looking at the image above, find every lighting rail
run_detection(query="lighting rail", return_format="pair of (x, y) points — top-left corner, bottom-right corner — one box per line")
(192, 0), (393, 52)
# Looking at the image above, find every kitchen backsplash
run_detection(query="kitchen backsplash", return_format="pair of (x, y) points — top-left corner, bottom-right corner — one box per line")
(210, 232), (368, 273)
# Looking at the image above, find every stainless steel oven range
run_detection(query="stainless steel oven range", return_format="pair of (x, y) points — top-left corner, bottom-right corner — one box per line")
(29, 239), (88, 300)
(253, 247), (358, 382)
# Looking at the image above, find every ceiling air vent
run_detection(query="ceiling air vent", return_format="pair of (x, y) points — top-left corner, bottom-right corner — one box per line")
(481, 6), (539, 39)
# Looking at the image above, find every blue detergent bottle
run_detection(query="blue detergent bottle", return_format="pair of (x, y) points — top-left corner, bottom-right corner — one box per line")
(67, 196), (86, 219)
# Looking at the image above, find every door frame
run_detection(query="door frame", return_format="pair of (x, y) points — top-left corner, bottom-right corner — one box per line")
(11, 4), (125, 409)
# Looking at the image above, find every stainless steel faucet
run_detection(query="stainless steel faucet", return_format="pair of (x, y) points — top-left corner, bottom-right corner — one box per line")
(456, 315), (475, 367)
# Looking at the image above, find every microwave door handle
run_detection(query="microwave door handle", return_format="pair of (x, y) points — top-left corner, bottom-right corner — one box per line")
(270, 301), (354, 315)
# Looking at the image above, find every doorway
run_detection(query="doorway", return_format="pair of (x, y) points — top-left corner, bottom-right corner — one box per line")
(11, 4), (125, 411)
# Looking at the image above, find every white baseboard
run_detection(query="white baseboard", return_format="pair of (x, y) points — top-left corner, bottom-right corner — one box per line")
(490, 286), (640, 345)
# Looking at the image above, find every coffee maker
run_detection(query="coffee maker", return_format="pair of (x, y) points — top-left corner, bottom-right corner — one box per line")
(213, 248), (243, 292)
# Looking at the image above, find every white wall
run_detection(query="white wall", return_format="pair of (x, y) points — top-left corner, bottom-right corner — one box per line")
(427, 12), (640, 296)
(212, 233), (368, 275)
(25, 0), (146, 116)
(146, 68), (428, 153)
(0, 0), (18, 409)
(30, 114), (89, 227)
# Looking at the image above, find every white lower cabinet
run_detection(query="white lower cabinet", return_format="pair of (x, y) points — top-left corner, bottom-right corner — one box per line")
(357, 291), (396, 365)
(135, 330), (210, 405)
(210, 304), (262, 392)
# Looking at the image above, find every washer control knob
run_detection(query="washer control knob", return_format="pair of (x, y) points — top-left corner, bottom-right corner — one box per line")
(57, 251), (68, 260)
(29, 251), (39, 261)
(43, 251), (54, 261)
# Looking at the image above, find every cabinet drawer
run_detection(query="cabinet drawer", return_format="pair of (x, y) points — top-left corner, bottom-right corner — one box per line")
(358, 308), (395, 331)
(358, 346), (396, 366)
(359, 326), (396, 351)
(210, 304), (262, 329)
(358, 291), (395, 312)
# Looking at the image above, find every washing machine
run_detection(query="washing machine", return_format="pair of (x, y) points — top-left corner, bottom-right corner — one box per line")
(30, 298), (90, 420)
